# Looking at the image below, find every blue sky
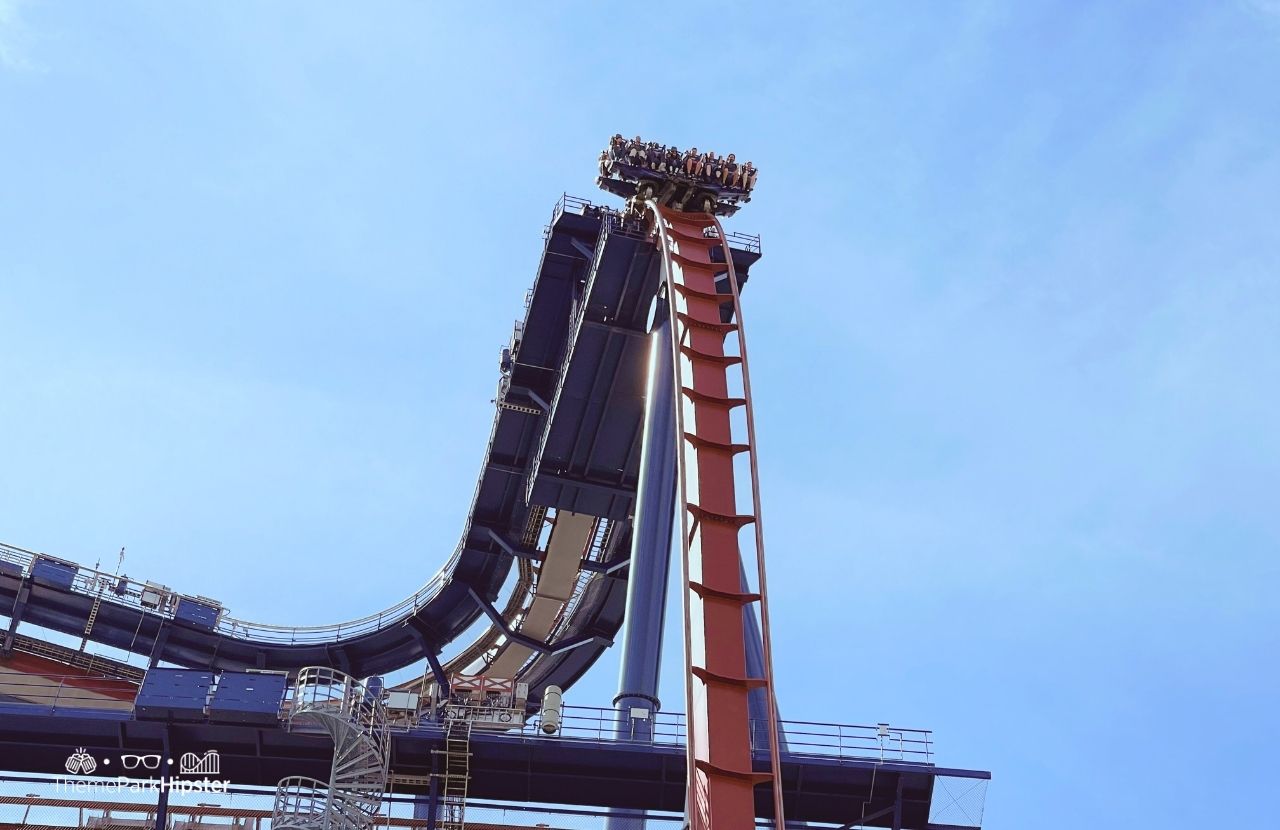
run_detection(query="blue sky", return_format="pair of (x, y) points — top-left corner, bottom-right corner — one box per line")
(2, 1), (1278, 826)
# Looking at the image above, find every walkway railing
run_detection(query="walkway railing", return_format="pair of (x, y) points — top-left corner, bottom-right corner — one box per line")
(411, 704), (934, 766)
(549, 194), (761, 253)
(0, 540), (461, 645)
(0, 673), (934, 768)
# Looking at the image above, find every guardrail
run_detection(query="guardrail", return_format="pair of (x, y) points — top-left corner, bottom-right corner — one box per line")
(411, 704), (933, 766)
(0, 672), (934, 767)
(550, 193), (761, 253)
(0, 540), (462, 646)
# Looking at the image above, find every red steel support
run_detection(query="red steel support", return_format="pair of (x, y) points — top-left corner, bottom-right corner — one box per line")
(648, 203), (785, 830)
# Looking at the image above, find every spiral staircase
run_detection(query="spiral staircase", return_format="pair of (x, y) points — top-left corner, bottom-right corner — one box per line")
(273, 667), (391, 830)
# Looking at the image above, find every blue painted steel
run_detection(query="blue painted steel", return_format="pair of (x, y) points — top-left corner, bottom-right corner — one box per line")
(742, 590), (789, 753)
(0, 199), (763, 695)
(208, 671), (287, 724)
(134, 668), (214, 721)
(607, 314), (677, 830)
(0, 703), (989, 826)
(744, 593), (769, 723)
(611, 314), (678, 742)
(31, 558), (76, 590)
(174, 597), (220, 631)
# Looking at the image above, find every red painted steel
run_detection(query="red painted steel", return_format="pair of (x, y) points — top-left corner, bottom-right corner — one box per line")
(649, 203), (786, 830)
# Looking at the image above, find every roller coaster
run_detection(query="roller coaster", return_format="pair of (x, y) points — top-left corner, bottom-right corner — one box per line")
(0, 141), (990, 830)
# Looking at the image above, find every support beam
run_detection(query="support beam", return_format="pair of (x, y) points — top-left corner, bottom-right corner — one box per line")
(582, 319), (649, 338)
(579, 556), (630, 575)
(611, 315), (678, 734)
(538, 472), (636, 503)
(468, 586), (548, 653)
(424, 647), (449, 696)
(467, 585), (611, 657)
(404, 617), (449, 695)
(527, 389), (552, 413)
(607, 315), (678, 830)
(154, 730), (171, 830)
(2, 577), (31, 654)
(148, 625), (170, 668)
(481, 527), (545, 562)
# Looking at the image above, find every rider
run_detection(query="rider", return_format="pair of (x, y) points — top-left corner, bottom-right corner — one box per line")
(684, 147), (701, 177)
(647, 143), (663, 171)
(722, 153), (739, 187)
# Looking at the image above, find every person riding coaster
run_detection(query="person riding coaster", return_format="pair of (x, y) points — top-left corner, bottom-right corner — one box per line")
(602, 134), (757, 214)
(684, 147), (700, 177)
(722, 153), (739, 187)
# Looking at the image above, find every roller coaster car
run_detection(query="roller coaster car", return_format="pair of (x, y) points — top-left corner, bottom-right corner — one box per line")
(597, 160), (748, 217)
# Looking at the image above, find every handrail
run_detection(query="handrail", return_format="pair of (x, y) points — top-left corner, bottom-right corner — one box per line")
(409, 703), (934, 765)
(271, 776), (333, 825)
(0, 671), (936, 766)
(1, 533), (462, 644)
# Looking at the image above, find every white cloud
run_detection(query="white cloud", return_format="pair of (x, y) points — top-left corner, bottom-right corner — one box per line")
(0, 0), (37, 72)
(1244, 0), (1280, 22)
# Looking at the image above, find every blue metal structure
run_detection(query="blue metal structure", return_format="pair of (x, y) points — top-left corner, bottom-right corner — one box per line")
(0, 176), (989, 830)
(612, 315), (678, 742)
(0, 688), (987, 828)
(0, 198), (759, 698)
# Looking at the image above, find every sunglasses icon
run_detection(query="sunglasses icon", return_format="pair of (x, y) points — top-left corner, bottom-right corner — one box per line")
(121, 754), (162, 770)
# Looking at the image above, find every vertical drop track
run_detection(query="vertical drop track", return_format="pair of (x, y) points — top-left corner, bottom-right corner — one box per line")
(648, 203), (786, 830)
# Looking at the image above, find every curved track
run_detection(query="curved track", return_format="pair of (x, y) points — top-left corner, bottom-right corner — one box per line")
(0, 196), (763, 703)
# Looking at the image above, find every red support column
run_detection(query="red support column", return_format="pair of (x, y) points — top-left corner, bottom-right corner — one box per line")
(649, 205), (785, 830)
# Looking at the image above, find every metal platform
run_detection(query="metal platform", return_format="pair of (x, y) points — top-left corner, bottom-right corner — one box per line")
(0, 693), (987, 829)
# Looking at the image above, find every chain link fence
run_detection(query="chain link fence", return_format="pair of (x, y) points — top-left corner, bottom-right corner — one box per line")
(0, 773), (984, 830)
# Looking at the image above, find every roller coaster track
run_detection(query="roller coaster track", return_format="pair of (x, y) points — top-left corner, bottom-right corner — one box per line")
(649, 203), (785, 830)
(0, 196), (763, 708)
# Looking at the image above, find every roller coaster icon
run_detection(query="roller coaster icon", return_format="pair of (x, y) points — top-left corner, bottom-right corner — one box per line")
(179, 750), (220, 775)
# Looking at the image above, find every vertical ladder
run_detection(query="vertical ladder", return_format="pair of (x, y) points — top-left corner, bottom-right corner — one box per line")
(78, 596), (102, 652)
(437, 717), (473, 830)
(648, 203), (786, 830)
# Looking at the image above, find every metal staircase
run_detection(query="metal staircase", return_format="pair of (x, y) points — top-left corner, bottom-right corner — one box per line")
(273, 667), (390, 830)
(436, 716), (473, 830)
